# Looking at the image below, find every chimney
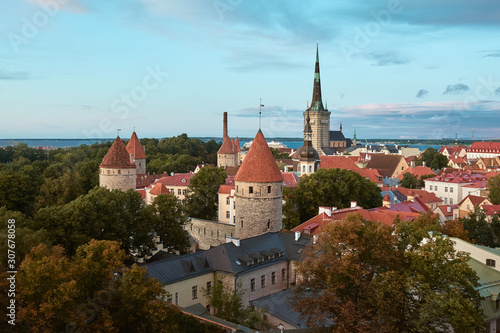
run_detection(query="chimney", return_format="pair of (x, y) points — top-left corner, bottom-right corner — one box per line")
(422, 161), (426, 167)
(223, 112), (228, 138)
(319, 206), (332, 217)
(350, 201), (357, 208)
(233, 238), (240, 247)
(383, 194), (391, 208)
(295, 231), (301, 241)
(407, 190), (415, 202)
(411, 161), (415, 168)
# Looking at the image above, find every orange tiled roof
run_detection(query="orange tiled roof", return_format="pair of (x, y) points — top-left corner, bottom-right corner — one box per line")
(126, 131), (147, 159)
(100, 137), (136, 169)
(156, 173), (195, 187)
(234, 130), (283, 183)
(397, 166), (436, 180)
(150, 182), (170, 195)
(218, 136), (235, 154)
(218, 184), (234, 194)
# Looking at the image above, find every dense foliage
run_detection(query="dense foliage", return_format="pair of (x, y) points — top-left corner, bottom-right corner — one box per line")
(399, 172), (435, 189)
(283, 168), (382, 229)
(415, 147), (449, 170)
(184, 166), (227, 221)
(9, 240), (224, 333)
(294, 213), (484, 332)
(489, 173), (500, 205)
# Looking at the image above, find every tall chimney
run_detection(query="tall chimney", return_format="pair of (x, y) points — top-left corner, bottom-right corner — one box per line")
(223, 112), (228, 138)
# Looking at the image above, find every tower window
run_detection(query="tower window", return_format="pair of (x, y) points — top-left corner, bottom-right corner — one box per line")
(249, 186), (253, 194)
(267, 219), (270, 230)
(118, 170), (121, 174)
(241, 220), (243, 228)
(267, 186), (271, 193)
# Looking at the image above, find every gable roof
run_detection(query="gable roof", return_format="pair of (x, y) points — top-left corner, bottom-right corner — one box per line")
(458, 194), (492, 207)
(436, 204), (459, 217)
(126, 131), (147, 159)
(234, 130), (283, 183)
(329, 130), (346, 141)
(397, 166), (436, 179)
(394, 187), (443, 204)
(281, 172), (299, 188)
(100, 136), (136, 169)
(156, 173), (195, 187)
(366, 154), (406, 178)
(150, 182), (170, 195)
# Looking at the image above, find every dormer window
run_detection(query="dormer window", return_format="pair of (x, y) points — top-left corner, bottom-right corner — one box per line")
(487, 259), (496, 267)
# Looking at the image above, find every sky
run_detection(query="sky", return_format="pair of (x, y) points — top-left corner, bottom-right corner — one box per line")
(1, 0), (500, 140)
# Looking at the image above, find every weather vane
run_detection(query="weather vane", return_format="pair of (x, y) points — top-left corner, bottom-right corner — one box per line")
(117, 128), (121, 137)
(259, 98), (264, 130)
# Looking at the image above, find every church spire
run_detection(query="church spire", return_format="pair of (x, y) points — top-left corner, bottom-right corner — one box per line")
(304, 111), (312, 142)
(307, 43), (325, 112)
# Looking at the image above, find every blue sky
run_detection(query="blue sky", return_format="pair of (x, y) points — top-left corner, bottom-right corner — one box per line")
(1, 0), (499, 140)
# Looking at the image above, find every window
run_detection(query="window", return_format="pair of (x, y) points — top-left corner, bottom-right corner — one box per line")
(182, 189), (186, 195)
(107, 170), (110, 174)
(175, 292), (178, 305)
(178, 189), (182, 195)
(467, 205), (470, 211)
(249, 186), (253, 194)
(166, 294), (172, 303)
(241, 220), (243, 228)
(251, 278), (255, 292)
(435, 186), (438, 191)
(207, 281), (212, 295)
(303, 165), (306, 172)
(261, 275), (266, 288)
(450, 198), (453, 204)
(309, 165), (312, 172)
(206, 304), (210, 312)
(444, 198), (448, 204)
(487, 259), (496, 267)
(445, 187), (448, 192)
(192, 286), (198, 299)
(267, 186), (271, 193)
(118, 170), (121, 174)
(272, 272), (276, 284)
(226, 197), (230, 205)
(282, 268), (286, 281)
(226, 211), (230, 219)
(267, 219), (270, 230)
(450, 187), (453, 193)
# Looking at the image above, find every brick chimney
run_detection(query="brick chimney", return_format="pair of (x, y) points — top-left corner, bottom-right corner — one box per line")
(223, 112), (228, 138)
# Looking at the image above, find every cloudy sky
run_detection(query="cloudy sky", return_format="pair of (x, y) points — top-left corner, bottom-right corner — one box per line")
(1, 0), (500, 140)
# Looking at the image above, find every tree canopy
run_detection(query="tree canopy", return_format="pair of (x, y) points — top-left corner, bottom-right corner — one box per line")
(415, 148), (448, 170)
(488, 173), (500, 205)
(400, 172), (435, 189)
(294, 213), (484, 332)
(15, 240), (223, 333)
(283, 168), (382, 229)
(184, 166), (227, 221)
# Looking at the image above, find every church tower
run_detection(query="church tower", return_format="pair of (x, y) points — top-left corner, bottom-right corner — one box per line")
(99, 136), (137, 191)
(234, 130), (283, 240)
(294, 111), (320, 176)
(126, 131), (147, 174)
(305, 44), (331, 155)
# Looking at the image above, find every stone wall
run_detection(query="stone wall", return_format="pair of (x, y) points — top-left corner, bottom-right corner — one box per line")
(306, 110), (330, 154)
(133, 157), (146, 174)
(217, 153), (238, 168)
(234, 181), (282, 240)
(186, 218), (235, 250)
(99, 167), (136, 191)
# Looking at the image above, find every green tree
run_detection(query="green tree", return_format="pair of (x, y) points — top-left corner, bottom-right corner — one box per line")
(488, 174), (500, 204)
(400, 172), (421, 189)
(0, 169), (36, 215)
(284, 168), (381, 227)
(270, 147), (291, 159)
(460, 206), (496, 247)
(184, 166), (227, 221)
(16, 240), (220, 333)
(36, 169), (85, 209)
(294, 213), (484, 332)
(149, 193), (191, 254)
(32, 187), (154, 255)
(415, 148), (448, 170)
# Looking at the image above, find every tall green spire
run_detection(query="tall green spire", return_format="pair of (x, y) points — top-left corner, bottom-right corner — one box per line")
(307, 43), (325, 112)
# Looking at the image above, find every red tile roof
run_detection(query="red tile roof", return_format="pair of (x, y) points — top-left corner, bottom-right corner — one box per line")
(136, 172), (169, 189)
(137, 188), (146, 199)
(150, 182), (170, 195)
(218, 184), (234, 194)
(218, 136), (235, 154)
(436, 204), (459, 217)
(281, 172), (299, 188)
(425, 172), (487, 184)
(234, 130), (283, 183)
(320, 156), (382, 183)
(126, 131), (147, 159)
(100, 136), (136, 169)
(468, 142), (500, 153)
(397, 166), (436, 180)
(292, 207), (422, 235)
(156, 173), (195, 187)
(394, 187), (442, 204)
(381, 196), (430, 213)
(458, 194), (491, 207)
(483, 205), (500, 216)
(234, 137), (241, 153)
(439, 145), (467, 155)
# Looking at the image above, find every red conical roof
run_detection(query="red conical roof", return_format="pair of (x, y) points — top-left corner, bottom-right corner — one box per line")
(234, 137), (241, 153)
(218, 135), (235, 154)
(150, 182), (170, 195)
(235, 130), (283, 183)
(126, 131), (147, 159)
(100, 137), (136, 169)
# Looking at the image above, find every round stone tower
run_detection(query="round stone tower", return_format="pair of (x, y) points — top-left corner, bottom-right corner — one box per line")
(126, 131), (147, 174)
(234, 130), (283, 239)
(99, 136), (137, 191)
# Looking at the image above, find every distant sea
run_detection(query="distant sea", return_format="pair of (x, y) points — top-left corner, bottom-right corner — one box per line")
(1, 138), (441, 152)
